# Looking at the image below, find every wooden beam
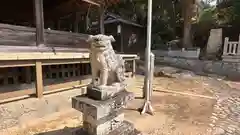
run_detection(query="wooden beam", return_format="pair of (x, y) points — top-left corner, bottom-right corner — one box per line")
(43, 75), (91, 91)
(0, 88), (35, 101)
(73, 12), (80, 33)
(0, 52), (136, 61)
(0, 60), (35, 68)
(0, 45), (89, 53)
(35, 61), (43, 98)
(44, 80), (82, 91)
(42, 59), (89, 66)
(34, 0), (45, 46)
(82, 0), (101, 6)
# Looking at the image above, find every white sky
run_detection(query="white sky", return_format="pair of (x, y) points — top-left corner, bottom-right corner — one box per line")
(209, 0), (217, 6)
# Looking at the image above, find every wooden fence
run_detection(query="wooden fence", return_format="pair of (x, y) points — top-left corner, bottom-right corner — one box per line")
(222, 36), (240, 62)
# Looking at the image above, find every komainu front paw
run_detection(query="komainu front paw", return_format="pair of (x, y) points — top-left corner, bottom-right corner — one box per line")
(97, 85), (107, 90)
(91, 78), (100, 86)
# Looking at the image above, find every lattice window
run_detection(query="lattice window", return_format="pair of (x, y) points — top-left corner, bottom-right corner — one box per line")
(42, 63), (91, 80)
(0, 66), (35, 86)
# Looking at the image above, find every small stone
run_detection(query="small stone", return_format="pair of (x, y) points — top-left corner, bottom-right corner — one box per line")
(209, 123), (215, 127)
(227, 100), (234, 104)
(227, 125), (236, 132)
(236, 128), (240, 134)
(212, 127), (225, 135)
(211, 119), (216, 123)
(211, 116), (218, 120)
(225, 129), (234, 134)
(212, 113), (218, 116)
(218, 113), (227, 119)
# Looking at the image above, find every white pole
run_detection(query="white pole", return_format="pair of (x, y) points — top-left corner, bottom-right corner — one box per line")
(141, 0), (154, 115)
(149, 53), (155, 100)
(141, 53), (154, 115)
(145, 0), (152, 94)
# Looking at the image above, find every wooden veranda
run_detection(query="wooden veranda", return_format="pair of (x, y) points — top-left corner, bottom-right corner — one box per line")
(0, 0), (138, 102)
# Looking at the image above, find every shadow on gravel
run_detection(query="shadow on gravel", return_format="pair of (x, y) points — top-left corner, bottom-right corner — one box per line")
(35, 126), (86, 135)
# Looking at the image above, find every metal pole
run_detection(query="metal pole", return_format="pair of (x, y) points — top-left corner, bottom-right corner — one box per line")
(149, 53), (154, 100)
(141, 53), (154, 115)
(145, 0), (152, 96)
(142, 0), (152, 98)
(141, 0), (154, 115)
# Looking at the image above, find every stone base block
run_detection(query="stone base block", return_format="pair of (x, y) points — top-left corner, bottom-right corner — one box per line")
(83, 109), (124, 127)
(86, 84), (125, 100)
(83, 113), (125, 135)
(72, 90), (139, 135)
(74, 121), (143, 135)
(72, 90), (134, 120)
(109, 121), (143, 135)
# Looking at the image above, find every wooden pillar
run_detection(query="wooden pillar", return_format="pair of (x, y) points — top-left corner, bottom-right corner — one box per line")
(34, 0), (44, 98)
(120, 32), (124, 53)
(238, 35), (240, 55)
(25, 67), (32, 84)
(73, 12), (80, 33)
(223, 37), (229, 55)
(57, 20), (61, 30)
(13, 69), (18, 84)
(35, 61), (43, 98)
(34, 0), (45, 46)
(53, 20), (60, 30)
(132, 59), (136, 77)
(99, 7), (105, 34)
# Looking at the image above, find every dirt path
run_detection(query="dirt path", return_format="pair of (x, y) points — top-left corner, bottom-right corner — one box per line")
(126, 75), (215, 135)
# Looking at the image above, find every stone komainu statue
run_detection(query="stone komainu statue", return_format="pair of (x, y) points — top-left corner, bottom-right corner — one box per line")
(87, 34), (126, 88)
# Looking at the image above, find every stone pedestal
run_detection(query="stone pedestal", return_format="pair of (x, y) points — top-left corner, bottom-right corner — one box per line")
(72, 88), (142, 135)
(86, 84), (125, 100)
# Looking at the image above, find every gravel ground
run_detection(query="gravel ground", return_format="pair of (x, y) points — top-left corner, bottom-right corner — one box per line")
(151, 65), (240, 135)
(1, 65), (240, 135)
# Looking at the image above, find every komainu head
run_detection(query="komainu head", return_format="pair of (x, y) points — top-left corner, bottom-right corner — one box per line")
(87, 34), (115, 51)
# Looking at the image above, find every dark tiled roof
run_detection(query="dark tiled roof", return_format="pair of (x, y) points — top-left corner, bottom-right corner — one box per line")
(104, 13), (144, 27)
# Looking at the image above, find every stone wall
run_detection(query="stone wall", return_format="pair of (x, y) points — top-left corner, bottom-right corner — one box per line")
(152, 48), (200, 59)
(206, 29), (222, 58)
(155, 56), (240, 80)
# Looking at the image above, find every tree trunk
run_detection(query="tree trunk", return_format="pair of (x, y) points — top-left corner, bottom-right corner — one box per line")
(183, 15), (192, 48)
(182, 0), (194, 48)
